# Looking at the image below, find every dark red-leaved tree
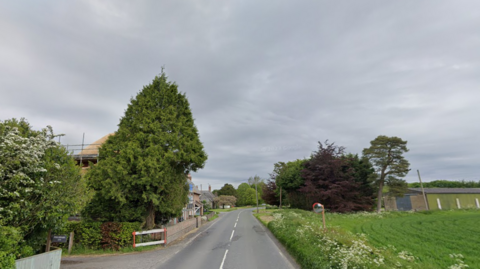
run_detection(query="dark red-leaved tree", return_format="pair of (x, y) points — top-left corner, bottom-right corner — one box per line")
(262, 179), (280, 206)
(300, 141), (375, 213)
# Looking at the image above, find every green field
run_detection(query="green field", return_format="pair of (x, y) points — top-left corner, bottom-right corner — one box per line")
(257, 209), (480, 268)
(329, 210), (480, 268)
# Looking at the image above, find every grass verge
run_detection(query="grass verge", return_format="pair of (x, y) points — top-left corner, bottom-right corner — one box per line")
(255, 209), (478, 269)
(208, 212), (219, 221)
(63, 244), (162, 256)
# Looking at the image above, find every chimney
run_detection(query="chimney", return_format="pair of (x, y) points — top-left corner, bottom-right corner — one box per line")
(209, 184), (211, 192)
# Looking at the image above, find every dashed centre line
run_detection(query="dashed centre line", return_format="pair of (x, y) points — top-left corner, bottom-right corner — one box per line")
(219, 249), (229, 269)
(230, 230), (235, 241)
(219, 210), (244, 269)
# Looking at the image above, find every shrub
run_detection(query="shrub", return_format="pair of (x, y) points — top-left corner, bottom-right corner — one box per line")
(0, 226), (27, 268)
(53, 221), (142, 251)
(118, 222), (141, 247)
(100, 222), (122, 250)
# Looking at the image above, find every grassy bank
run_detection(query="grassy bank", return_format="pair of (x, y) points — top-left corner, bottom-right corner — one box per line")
(255, 209), (478, 268)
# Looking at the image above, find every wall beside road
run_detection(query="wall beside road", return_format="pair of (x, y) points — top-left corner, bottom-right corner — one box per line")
(166, 213), (216, 245)
(166, 218), (196, 245)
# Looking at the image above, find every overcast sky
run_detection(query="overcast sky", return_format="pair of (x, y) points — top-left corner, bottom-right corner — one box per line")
(2, 1), (480, 190)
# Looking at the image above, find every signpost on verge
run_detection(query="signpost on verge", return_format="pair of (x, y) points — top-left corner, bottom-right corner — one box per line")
(313, 203), (326, 230)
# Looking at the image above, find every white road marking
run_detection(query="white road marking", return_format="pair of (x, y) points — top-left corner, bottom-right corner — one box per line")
(230, 230), (235, 241)
(234, 222), (237, 228)
(219, 249), (229, 269)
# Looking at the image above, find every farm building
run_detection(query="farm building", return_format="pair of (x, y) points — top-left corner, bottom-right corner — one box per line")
(384, 188), (480, 211)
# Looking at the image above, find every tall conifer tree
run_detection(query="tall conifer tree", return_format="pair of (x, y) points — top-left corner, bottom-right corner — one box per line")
(85, 71), (207, 228)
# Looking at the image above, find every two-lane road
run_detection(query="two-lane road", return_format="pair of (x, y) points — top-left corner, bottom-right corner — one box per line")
(157, 208), (299, 269)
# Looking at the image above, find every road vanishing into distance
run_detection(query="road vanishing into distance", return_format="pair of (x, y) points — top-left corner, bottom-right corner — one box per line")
(158, 208), (298, 269)
(61, 208), (299, 269)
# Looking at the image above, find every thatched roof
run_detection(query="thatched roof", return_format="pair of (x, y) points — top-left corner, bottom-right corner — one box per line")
(78, 133), (114, 156)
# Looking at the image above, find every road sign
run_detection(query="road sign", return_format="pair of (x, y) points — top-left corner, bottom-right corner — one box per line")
(51, 235), (67, 243)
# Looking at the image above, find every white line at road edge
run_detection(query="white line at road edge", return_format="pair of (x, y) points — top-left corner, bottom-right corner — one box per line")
(219, 249), (229, 269)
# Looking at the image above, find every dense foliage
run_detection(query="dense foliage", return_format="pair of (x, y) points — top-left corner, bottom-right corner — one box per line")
(217, 183), (237, 197)
(409, 180), (480, 188)
(52, 221), (141, 251)
(236, 183), (256, 206)
(363, 136), (410, 212)
(269, 142), (376, 212)
(84, 72), (207, 229)
(261, 179), (280, 206)
(0, 118), (84, 261)
(300, 142), (376, 212)
(213, 195), (237, 208)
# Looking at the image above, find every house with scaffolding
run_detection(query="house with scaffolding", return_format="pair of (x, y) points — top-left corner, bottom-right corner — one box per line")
(67, 134), (204, 222)
(69, 133), (113, 169)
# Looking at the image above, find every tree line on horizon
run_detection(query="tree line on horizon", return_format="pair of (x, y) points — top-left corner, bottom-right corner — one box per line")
(211, 176), (266, 208)
(262, 136), (411, 213)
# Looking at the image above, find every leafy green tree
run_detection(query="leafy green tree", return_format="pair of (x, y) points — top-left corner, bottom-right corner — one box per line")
(0, 118), (83, 256)
(274, 159), (309, 208)
(276, 159), (308, 192)
(84, 71), (207, 229)
(217, 183), (237, 197)
(213, 195), (237, 208)
(363, 135), (410, 212)
(237, 182), (257, 206)
(343, 154), (377, 201)
(243, 188), (257, 205)
(236, 183), (251, 206)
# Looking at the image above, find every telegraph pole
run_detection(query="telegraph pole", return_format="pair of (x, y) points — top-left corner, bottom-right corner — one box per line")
(417, 170), (429, 210)
(255, 178), (259, 213)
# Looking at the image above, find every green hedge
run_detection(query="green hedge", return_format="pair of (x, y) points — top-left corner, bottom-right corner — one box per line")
(54, 221), (141, 250)
(0, 226), (34, 269)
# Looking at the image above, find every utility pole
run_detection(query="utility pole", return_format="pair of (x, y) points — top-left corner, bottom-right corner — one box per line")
(279, 183), (282, 209)
(255, 177), (259, 213)
(417, 170), (429, 210)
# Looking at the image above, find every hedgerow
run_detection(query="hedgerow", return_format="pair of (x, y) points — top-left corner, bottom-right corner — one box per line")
(53, 221), (141, 251)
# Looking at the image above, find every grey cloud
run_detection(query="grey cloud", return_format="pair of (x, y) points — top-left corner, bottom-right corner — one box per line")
(2, 0), (480, 190)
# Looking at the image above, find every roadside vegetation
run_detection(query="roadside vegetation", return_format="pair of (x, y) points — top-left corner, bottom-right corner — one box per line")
(256, 208), (478, 269)
(64, 244), (161, 256)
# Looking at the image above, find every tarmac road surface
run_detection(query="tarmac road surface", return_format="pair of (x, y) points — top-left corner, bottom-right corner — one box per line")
(157, 208), (298, 269)
(61, 208), (299, 269)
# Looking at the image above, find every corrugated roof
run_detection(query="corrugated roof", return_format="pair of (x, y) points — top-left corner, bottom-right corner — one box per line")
(409, 188), (480, 194)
